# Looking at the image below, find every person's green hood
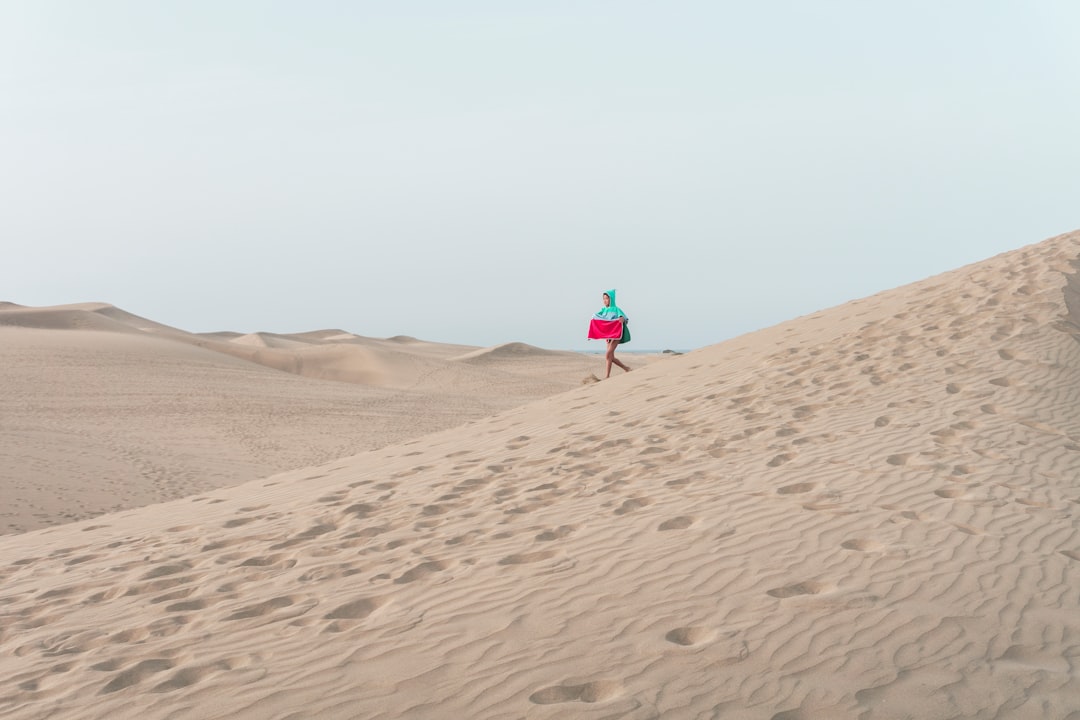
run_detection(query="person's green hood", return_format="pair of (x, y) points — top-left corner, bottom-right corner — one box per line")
(597, 289), (626, 319)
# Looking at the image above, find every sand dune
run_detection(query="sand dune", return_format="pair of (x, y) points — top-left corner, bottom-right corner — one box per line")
(452, 341), (570, 362)
(2, 230), (1080, 719)
(0, 305), (608, 533)
(195, 331), (244, 341)
(0, 305), (144, 334)
(91, 306), (191, 335)
(0, 303), (188, 336)
(229, 332), (315, 349)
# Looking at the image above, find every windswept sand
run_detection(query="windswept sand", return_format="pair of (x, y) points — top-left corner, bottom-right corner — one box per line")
(2, 231), (1080, 719)
(0, 306), (642, 533)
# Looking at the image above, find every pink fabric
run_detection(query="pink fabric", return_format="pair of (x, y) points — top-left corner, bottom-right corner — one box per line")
(588, 318), (623, 340)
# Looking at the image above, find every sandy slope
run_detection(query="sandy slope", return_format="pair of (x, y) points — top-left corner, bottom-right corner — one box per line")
(0, 306), (624, 533)
(2, 231), (1080, 719)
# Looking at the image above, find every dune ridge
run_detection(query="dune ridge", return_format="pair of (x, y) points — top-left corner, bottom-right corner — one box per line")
(451, 341), (567, 363)
(2, 230), (1080, 718)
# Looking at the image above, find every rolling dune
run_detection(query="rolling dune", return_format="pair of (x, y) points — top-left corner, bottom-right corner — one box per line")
(0, 305), (612, 533)
(2, 230), (1080, 719)
(451, 341), (567, 363)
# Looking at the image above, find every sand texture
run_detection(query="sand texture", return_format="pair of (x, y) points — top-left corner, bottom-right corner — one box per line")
(2, 231), (1080, 718)
(0, 306), (621, 533)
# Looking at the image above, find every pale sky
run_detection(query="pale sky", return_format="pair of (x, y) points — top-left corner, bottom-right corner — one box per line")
(2, 2), (1078, 351)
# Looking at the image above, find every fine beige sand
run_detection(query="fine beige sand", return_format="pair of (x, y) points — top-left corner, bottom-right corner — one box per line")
(0, 305), (643, 533)
(2, 230), (1080, 719)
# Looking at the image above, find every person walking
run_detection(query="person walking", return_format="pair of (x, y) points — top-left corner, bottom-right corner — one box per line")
(588, 289), (631, 378)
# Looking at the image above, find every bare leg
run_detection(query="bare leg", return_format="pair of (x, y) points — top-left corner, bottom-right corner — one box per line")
(605, 340), (630, 378)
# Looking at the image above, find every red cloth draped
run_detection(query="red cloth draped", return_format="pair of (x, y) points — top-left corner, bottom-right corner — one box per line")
(588, 318), (623, 340)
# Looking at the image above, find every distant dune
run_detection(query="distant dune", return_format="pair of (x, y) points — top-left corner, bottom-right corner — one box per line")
(228, 332), (313, 349)
(0, 304), (634, 533)
(2, 230), (1079, 720)
(0, 304), (146, 333)
(451, 341), (575, 362)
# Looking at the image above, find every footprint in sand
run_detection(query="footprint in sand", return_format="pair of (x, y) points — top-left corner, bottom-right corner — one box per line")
(85, 586), (127, 604)
(767, 580), (830, 599)
(101, 658), (176, 694)
(239, 554), (298, 571)
(32, 629), (110, 658)
(341, 503), (376, 519)
(445, 530), (484, 546)
(105, 627), (150, 645)
(140, 562), (194, 580)
(777, 482), (817, 495)
(930, 427), (961, 444)
(535, 525), (577, 542)
(792, 405), (820, 420)
(527, 482), (559, 493)
(147, 585), (194, 605)
(665, 626), (713, 646)
(498, 550), (557, 566)
(767, 453), (795, 467)
(222, 595), (298, 621)
(841, 538), (884, 552)
(324, 596), (386, 620)
(271, 523), (336, 550)
(394, 559), (451, 584)
(658, 516), (695, 531)
(151, 655), (253, 693)
(529, 680), (622, 705)
(614, 497), (653, 515)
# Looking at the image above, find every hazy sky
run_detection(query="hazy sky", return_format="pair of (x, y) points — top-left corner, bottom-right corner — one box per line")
(2, 2), (1078, 350)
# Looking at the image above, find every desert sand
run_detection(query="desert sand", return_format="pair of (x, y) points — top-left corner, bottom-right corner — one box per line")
(0, 306), (636, 533)
(2, 230), (1080, 719)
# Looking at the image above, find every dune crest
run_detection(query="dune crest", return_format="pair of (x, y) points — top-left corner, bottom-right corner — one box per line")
(452, 341), (575, 362)
(2, 231), (1080, 719)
